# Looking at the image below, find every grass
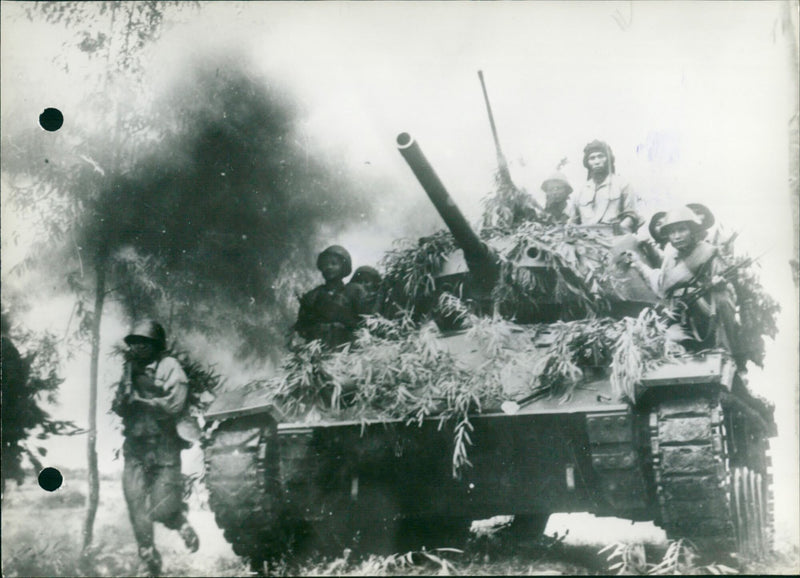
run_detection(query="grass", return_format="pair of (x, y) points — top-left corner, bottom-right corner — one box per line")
(2, 474), (798, 576)
(1, 474), (248, 577)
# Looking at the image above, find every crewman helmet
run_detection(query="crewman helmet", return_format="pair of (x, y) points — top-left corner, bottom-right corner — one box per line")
(582, 139), (616, 173)
(317, 245), (352, 277)
(350, 265), (381, 286)
(124, 319), (167, 352)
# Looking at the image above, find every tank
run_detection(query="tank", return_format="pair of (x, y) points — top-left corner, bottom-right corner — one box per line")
(202, 133), (777, 572)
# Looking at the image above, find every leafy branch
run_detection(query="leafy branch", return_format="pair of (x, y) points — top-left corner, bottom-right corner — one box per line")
(256, 302), (684, 477)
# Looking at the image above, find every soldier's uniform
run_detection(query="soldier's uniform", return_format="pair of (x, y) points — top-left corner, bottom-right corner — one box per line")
(294, 246), (368, 349)
(658, 243), (737, 353)
(540, 171), (573, 225)
(112, 320), (198, 576)
(349, 265), (383, 316)
(635, 206), (738, 354)
(569, 140), (642, 233)
(296, 283), (367, 346)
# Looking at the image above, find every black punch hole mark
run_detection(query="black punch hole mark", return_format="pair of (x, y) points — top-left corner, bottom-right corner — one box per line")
(38, 467), (63, 492)
(39, 107), (64, 132)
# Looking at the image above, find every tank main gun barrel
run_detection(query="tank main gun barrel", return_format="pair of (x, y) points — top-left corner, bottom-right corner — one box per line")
(396, 132), (499, 283)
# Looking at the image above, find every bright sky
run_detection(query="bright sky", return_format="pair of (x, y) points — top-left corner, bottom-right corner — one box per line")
(2, 0), (798, 545)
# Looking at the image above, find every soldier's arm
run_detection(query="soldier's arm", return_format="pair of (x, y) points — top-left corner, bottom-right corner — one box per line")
(294, 290), (319, 338)
(111, 362), (133, 416)
(566, 193), (581, 225)
(628, 252), (661, 295)
(135, 357), (189, 416)
(617, 180), (643, 233)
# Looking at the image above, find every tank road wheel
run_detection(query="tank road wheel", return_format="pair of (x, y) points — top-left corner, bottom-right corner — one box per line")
(649, 396), (773, 562)
(204, 420), (283, 571)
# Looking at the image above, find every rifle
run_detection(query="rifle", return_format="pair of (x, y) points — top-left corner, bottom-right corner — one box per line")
(111, 361), (134, 416)
(675, 253), (762, 308)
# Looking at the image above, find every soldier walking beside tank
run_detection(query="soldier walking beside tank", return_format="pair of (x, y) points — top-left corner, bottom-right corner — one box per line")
(627, 205), (738, 354)
(111, 320), (199, 577)
(294, 245), (368, 349)
(569, 140), (642, 234)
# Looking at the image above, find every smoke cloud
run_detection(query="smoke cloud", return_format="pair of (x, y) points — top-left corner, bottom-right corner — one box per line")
(87, 54), (380, 360)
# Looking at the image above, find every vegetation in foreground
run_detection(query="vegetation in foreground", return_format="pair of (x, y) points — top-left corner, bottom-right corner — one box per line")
(2, 476), (798, 577)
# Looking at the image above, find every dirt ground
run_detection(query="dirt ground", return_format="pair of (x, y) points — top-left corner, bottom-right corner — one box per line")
(2, 472), (798, 577)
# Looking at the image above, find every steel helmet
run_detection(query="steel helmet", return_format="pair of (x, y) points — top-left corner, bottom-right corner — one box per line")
(350, 265), (381, 285)
(541, 172), (573, 195)
(660, 205), (712, 235)
(648, 211), (668, 244)
(317, 245), (352, 277)
(686, 203), (715, 230)
(124, 319), (167, 352)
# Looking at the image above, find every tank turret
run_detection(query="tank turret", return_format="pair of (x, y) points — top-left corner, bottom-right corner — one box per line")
(396, 132), (658, 324)
(397, 132), (500, 295)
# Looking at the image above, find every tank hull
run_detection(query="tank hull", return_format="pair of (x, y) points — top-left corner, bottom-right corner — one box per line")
(204, 351), (775, 568)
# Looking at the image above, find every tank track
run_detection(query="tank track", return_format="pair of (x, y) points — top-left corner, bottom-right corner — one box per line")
(204, 420), (281, 570)
(649, 395), (773, 560)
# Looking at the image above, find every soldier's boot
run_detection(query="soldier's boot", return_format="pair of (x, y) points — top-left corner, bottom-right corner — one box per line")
(179, 520), (200, 553)
(137, 546), (162, 577)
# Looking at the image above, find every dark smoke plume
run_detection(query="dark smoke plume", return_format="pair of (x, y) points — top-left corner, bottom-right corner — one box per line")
(86, 56), (377, 360)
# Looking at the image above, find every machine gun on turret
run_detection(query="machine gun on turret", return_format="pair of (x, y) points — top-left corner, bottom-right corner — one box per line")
(396, 132), (500, 296)
(477, 70), (543, 228)
(478, 70), (514, 191)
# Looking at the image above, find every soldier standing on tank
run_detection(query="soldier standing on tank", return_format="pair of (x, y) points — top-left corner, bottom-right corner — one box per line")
(348, 265), (383, 316)
(569, 140), (642, 234)
(111, 319), (199, 577)
(294, 245), (368, 349)
(627, 205), (738, 354)
(540, 171), (573, 224)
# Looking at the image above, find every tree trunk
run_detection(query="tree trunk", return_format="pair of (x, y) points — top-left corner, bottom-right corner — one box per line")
(83, 2), (119, 554)
(82, 260), (106, 553)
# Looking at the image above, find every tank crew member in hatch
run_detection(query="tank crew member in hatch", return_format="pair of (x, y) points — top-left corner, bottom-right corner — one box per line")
(540, 171), (574, 224)
(294, 245), (369, 349)
(111, 319), (199, 577)
(626, 204), (738, 354)
(569, 139), (643, 234)
(348, 265), (383, 316)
